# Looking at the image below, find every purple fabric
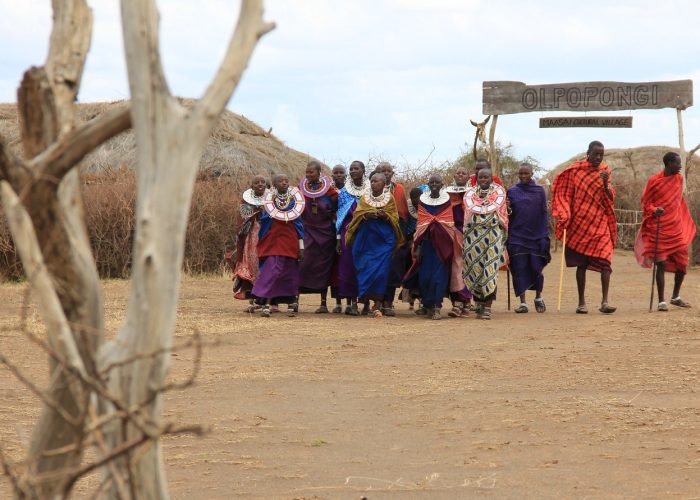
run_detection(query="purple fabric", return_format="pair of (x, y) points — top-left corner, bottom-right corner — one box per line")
(450, 287), (472, 302)
(509, 246), (546, 296)
(565, 246), (612, 273)
(506, 181), (550, 253)
(299, 194), (336, 292)
(337, 200), (359, 298)
(251, 256), (300, 302)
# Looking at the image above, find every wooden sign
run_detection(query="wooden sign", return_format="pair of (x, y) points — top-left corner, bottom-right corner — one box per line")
(539, 116), (633, 128)
(483, 80), (693, 115)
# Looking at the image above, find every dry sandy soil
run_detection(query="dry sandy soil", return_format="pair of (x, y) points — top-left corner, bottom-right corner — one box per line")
(1, 251), (698, 498)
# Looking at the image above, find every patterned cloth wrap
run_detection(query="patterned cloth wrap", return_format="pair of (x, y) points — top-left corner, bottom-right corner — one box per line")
(462, 183), (509, 301)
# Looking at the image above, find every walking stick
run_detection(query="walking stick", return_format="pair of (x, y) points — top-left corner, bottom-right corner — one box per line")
(557, 228), (567, 312)
(649, 215), (662, 312)
(506, 269), (511, 311)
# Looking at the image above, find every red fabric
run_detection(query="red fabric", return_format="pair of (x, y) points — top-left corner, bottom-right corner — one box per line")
(468, 174), (503, 188)
(634, 171), (696, 272)
(257, 220), (299, 259)
(406, 202), (465, 292)
(551, 161), (616, 262)
(392, 182), (409, 220)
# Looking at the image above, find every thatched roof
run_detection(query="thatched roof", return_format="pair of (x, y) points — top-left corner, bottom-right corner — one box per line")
(0, 100), (317, 179)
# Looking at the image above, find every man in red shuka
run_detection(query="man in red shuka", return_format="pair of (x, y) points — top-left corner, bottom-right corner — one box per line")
(552, 141), (617, 314)
(634, 152), (697, 311)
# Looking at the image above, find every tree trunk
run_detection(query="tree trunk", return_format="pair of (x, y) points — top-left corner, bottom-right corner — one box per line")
(97, 1), (274, 497)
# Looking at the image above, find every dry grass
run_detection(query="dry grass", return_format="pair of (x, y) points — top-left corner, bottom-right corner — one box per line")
(0, 100), (314, 280)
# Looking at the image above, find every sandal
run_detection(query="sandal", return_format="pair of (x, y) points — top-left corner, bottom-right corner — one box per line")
(431, 309), (442, 320)
(599, 302), (617, 314)
(534, 298), (546, 313)
(361, 305), (370, 316)
(261, 307), (271, 318)
(460, 306), (469, 317)
(290, 302), (299, 313)
(514, 303), (528, 314)
(372, 309), (383, 318)
(448, 306), (461, 318)
(415, 307), (428, 316)
(670, 297), (691, 308)
(576, 305), (588, 314)
(287, 309), (297, 317)
(348, 304), (360, 316)
(477, 306), (491, 320)
(332, 304), (343, 314)
(315, 305), (329, 314)
(382, 307), (396, 317)
(657, 301), (669, 312)
(245, 304), (256, 313)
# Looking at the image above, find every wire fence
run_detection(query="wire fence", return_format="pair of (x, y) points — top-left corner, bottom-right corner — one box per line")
(614, 208), (643, 249)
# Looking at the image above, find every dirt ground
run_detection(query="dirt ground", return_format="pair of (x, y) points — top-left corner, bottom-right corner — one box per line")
(1, 250), (699, 498)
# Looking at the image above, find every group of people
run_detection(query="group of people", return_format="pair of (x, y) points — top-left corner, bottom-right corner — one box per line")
(227, 141), (696, 319)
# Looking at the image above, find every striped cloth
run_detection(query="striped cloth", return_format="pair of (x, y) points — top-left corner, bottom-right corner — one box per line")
(551, 160), (617, 262)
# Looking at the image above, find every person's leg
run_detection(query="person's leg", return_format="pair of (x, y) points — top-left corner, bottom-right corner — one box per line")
(316, 289), (329, 313)
(519, 293), (526, 304)
(672, 270), (686, 300)
(576, 266), (586, 307)
(656, 261), (667, 303)
(600, 269), (611, 304)
(534, 275), (546, 312)
(383, 287), (396, 315)
(481, 298), (493, 320)
(361, 298), (370, 315)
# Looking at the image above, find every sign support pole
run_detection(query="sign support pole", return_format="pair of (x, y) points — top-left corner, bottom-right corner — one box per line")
(676, 107), (687, 195)
(488, 114), (499, 177)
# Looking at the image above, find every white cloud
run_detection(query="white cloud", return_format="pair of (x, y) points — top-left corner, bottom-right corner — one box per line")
(1, 0), (699, 171)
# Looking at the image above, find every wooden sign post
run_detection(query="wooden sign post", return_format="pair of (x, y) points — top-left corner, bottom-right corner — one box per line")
(483, 80), (693, 115)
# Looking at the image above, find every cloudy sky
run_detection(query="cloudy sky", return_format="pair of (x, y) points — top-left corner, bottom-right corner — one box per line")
(1, 0), (699, 172)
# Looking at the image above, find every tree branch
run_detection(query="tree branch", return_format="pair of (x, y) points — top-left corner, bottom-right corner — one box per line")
(45, 0), (93, 134)
(29, 105), (131, 182)
(0, 137), (30, 189)
(0, 353), (80, 427)
(0, 181), (88, 380)
(191, 0), (274, 134)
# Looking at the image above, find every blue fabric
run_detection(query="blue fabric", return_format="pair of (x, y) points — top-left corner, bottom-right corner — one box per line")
(403, 203), (450, 308)
(259, 212), (304, 240)
(336, 188), (359, 233)
(352, 219), (396, 300)
(416, 239), (449, 308)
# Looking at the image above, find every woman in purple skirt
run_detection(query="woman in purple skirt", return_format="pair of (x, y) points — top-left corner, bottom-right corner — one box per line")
(252, 174), (305, 317)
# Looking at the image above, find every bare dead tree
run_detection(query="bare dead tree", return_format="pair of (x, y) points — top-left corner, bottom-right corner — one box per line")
(0, 0), (273, 498)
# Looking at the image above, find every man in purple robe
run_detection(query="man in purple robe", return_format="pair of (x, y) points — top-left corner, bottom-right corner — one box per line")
(506, 163), (551, 313)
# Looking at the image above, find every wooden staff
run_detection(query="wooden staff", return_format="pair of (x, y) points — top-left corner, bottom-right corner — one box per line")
(649, 215), (662, 312)
(557, 229), (567, 312)
(506, 269), (511, 311)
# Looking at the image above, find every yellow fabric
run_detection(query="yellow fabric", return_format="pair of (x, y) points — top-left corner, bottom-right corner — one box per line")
(345, 193), (404, 248)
